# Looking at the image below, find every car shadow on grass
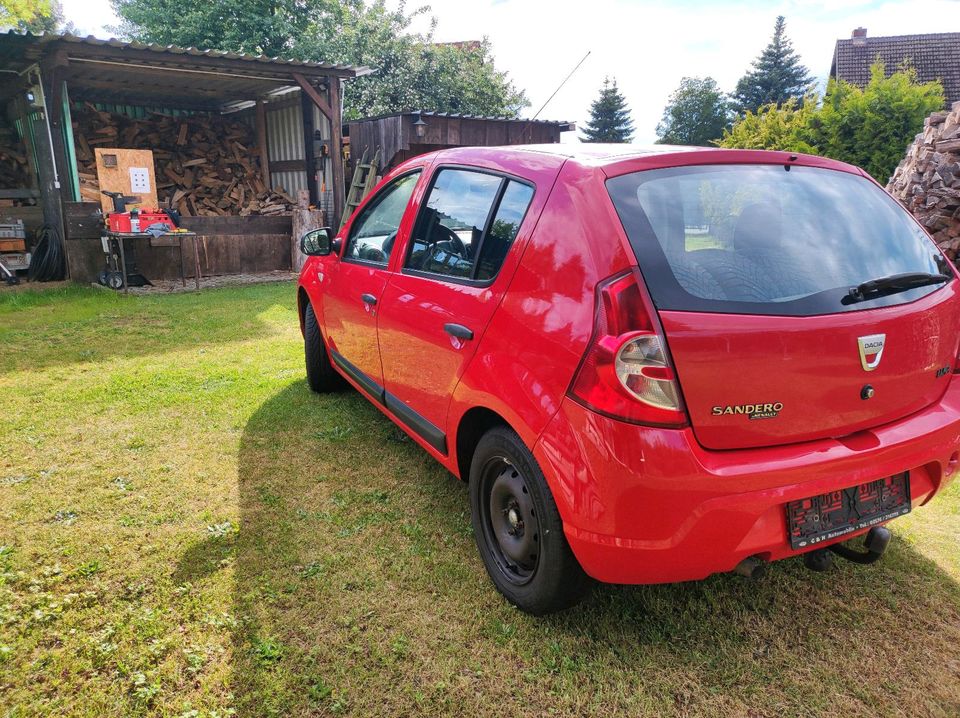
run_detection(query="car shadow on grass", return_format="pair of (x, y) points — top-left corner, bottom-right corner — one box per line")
(221, 381), (960, 717)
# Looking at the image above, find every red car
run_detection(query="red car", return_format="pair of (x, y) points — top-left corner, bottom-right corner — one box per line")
(297, 145), (960, 614)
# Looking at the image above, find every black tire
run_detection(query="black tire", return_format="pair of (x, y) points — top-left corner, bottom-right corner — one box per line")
(303, 302), (341, 393)
(469, 426), (592, 615)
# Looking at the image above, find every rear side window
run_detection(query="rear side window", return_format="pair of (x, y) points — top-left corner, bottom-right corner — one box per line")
(406, 168), (534, 282)
(607, 165), (951, 316)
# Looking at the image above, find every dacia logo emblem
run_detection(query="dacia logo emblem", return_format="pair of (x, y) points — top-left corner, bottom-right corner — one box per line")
(857, 334), (886, 372)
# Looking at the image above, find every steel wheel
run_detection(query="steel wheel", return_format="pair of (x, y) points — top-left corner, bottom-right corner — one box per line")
(479, 458), (541, 585)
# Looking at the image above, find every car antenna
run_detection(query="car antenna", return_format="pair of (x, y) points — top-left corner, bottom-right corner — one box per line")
(522, 50), (591, 142)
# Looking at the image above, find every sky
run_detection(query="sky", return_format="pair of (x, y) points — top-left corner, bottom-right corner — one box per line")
(60, 0), (960, 143)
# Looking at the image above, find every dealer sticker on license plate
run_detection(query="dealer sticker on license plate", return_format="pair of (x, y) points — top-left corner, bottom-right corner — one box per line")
(785, 472), (911, 550)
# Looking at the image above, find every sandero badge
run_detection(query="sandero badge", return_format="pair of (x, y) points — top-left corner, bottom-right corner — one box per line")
(711, 402), (783, 419)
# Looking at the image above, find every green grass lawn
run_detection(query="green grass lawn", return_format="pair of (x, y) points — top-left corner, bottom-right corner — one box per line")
(1, 283), (959, 717)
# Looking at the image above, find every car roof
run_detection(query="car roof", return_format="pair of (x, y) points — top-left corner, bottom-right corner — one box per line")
(432, 143), (716, 165)
(426, 143), (864, 177)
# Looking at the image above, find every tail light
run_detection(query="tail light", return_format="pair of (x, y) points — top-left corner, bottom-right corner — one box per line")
(569, 269), (687, 427)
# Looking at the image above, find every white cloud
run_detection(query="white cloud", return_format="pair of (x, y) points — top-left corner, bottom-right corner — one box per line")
(61, 0), (120, 37)
(60, 0), (959, 142)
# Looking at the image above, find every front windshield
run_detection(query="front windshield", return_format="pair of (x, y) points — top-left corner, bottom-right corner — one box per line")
(607, 164), (952, 316)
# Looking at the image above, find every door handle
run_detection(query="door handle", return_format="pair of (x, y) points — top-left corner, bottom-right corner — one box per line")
(444, 323), (474, 340)
(361, 293), (377, 306)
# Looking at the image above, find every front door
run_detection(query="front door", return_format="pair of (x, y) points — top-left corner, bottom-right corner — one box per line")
(377, 167), (537, 450)
(322, 170), (422, 394)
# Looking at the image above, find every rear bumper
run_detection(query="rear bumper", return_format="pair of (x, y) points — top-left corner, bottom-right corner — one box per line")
(533, 382), (960, 584)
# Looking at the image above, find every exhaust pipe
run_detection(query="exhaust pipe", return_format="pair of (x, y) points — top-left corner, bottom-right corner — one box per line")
(829, 526), (891, 565)
(733, 555), (767, 579)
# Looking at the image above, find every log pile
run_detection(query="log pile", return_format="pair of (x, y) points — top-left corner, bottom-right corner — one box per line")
(0, 127), (33, 193)
(72, 104), (293, 216)
(887, 101), (960, 262)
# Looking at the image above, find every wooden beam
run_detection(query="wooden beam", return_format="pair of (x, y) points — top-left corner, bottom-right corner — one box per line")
(328, 77), (345, 226)
(269, 159), (307, 173)
(292, 73), (334, 120)
(256, 100), (271, 190)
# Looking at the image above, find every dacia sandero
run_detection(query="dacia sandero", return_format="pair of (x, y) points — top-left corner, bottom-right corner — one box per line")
(297, 145), (960, 614)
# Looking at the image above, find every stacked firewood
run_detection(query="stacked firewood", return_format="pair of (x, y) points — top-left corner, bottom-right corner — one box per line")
(72, 104), (293, 216)
(887, 101), (960, 262)
(0, 127), (33, 193)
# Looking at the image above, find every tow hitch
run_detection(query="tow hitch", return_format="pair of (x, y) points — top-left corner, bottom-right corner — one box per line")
(803, 526), (892, 572)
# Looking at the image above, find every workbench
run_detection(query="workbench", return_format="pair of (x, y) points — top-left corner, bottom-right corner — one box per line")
(101, 230), (199, 293)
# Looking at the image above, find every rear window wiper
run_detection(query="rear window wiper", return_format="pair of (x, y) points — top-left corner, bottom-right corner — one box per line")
(844, 272), (952, 304)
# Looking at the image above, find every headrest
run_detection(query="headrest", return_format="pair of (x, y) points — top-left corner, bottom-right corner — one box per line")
(733, 202), (782, 252)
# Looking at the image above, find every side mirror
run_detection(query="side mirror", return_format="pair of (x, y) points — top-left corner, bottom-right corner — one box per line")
(300, 227), (338, 256)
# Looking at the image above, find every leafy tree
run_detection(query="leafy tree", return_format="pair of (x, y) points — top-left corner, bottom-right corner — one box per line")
(720, 62), (944, 181)
(13, 0), (73, 33)
(817, 62), (943, 181)
(655, 76), (731, 146)
(0, 0), (50, 27)
(719, 95), (819, 154)
(111, 0), (528, 119)
(113, 0), (321, 58)
(732, 16), (813, 114)
(581, 77), (634, 143)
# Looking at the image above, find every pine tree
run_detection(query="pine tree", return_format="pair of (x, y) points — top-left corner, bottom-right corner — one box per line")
(581, 77), (635, 143)
(732, 16), (813, 114)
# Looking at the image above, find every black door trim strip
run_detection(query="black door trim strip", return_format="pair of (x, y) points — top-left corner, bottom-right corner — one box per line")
(328, 348), (447, 454)
(384, 391), (447, 454)
(329, 348), (386, 405)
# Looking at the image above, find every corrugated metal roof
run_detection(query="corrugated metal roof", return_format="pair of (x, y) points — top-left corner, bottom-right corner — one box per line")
(1, 30), (372, 77)
(830, 31), (960, 107)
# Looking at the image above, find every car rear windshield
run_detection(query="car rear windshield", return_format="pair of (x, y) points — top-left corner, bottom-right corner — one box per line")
(607, 164), (952, 316)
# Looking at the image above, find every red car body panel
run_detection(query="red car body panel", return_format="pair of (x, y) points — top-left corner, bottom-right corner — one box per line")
(299, 144), (960, 585)
(536, 387), (960, 583)
(661, 284), (960, 450)
(378, 152), (564, 438)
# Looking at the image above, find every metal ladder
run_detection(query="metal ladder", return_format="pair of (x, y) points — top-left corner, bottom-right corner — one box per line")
(340, 148), (381, 229)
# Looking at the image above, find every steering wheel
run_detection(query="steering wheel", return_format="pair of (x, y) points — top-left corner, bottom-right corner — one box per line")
(433, 225), (468, 258)
(358, 230), (397, 264)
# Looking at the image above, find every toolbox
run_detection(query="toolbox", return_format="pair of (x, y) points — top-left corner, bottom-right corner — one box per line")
(107, 208), (177, 233)
(0, 220), (27, 239)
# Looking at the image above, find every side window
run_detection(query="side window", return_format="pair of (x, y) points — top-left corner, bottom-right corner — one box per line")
(344, 171), (421, 265)
(405, 168), (534, 282)
(476, 182), (535, 281)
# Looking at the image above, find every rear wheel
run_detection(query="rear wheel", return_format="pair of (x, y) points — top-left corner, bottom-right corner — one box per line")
(303, 302), (341, 393)
(469, 426), (592, 614)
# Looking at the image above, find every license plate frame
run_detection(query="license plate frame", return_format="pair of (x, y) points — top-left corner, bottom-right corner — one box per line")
(786, 472), (911, 550)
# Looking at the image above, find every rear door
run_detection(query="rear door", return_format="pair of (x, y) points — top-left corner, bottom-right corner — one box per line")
(607, 162), (960, 450)
(376, 166), (538, 451)
(322, 170), (422, 393)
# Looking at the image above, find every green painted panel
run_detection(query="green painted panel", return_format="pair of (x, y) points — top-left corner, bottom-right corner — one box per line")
(62, 82), (81, 202)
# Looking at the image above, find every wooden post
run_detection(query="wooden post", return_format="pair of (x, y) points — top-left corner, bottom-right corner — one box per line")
(255, 100), (271, 190)
(27, 71), (67, 272)
(42, 51), (73, 209)
(300, 90), (318, 205)
(327, 77), (345, 227)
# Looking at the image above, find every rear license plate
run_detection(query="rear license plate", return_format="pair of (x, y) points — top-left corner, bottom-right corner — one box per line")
(786, 472), (910, 549)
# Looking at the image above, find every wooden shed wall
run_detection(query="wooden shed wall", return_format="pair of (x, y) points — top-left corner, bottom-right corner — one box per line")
(347, 115), (564, 171)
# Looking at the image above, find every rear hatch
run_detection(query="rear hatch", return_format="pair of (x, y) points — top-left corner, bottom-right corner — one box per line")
(607, 162), (960, 450)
